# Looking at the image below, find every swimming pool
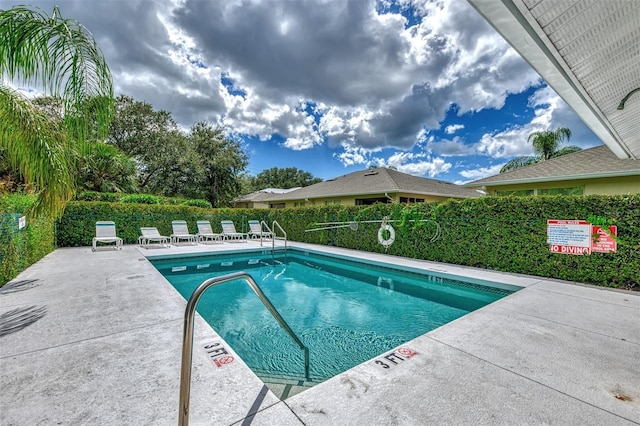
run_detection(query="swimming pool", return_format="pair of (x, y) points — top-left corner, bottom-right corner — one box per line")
(152, 249), (517, 390)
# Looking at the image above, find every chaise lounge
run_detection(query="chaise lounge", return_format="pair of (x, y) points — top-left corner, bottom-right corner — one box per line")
(92, 221), (123, 251)
(170, 220), (197, 245)
(248, 220), (275, 240)
(196, 220), (223, 244)
(138, 227), (170, 248)
(220, 220), (247, 242)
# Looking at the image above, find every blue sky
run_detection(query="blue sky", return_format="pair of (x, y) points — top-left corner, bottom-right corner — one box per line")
(2, 0), (603, 183)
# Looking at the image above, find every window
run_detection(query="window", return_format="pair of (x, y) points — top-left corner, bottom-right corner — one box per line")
(496, 187), (583, 197)
(400, 197), (425, 203)
(355, 197), (389, 205)
(269, 203), (285, 209)
(324, 200), (341, 205)
(294, 202), (306, 207)
(538, 187), (583, 195)
(496, 190), (534, 197)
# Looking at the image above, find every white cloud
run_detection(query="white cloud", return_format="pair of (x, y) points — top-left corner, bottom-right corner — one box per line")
(458, 164), (504, 181)
(473, 85), (566, 159)
(396, 158), (452, 177)
(445, 124), (464, 134)
(6, 0), (603, 182)
(426, 136), (475, 156)
(369, 151), (452, 177)
(334, 145), (381, 167)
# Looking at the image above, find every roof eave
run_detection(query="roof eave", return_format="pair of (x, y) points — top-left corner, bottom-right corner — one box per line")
(466, 170), (640, 187)
(267, 188), (478, 201)
(467, 0), (636, 160)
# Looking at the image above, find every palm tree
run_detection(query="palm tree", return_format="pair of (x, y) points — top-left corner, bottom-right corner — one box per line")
(500, 126), (581, 173)
(0, 5), (114, 217)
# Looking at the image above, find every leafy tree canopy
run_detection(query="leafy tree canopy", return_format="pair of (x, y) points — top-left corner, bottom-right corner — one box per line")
(500, 126), (581, 173)
(250, 167), (322, 191)
(0, 5), (114, 217)
(104, 96), (249, 206)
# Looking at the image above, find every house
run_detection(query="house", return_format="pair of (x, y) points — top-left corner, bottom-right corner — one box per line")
(465, 145), (640, 196)
(241, 168), (483, 209)
(233, 187), (300, 209)
(468, 0), (639, 161)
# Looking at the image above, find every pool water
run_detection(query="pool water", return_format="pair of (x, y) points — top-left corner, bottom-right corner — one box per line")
(152, 250), (515, 385)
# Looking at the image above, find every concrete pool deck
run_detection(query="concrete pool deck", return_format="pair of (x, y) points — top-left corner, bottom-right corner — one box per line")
(1, 241), (638, 425)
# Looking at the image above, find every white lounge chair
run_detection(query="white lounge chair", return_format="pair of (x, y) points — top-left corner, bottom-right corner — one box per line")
(138, 227), (170, 248)
(248, 220), (275, 239)
(92, 221), (123, 251)
(170, 220), (197, 245)
(220, 220), (247, 242)
(196, 220), (223, 244)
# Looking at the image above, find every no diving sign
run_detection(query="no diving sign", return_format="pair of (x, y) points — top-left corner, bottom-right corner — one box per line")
(203, 341), (235, 368)
(547, 219), (617, 255)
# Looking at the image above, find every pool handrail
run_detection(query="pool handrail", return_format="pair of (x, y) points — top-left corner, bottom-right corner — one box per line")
(179, 271), (308, 426)
(271, 220), (287, 252)
(254, 219), (274, 247)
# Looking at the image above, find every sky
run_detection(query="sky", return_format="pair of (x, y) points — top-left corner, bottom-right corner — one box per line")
(1, 0), (603, 184)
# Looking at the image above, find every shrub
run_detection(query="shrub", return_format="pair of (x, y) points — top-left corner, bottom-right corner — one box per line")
(53, 194), (640, 290)
(181, 199), (212, 208)
(0, 194), (56, 286)
(120, 194), (160, 204)
(75, 191), (120, 202)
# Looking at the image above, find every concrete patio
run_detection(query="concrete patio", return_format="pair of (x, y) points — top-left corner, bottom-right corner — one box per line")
(1, 241), (638, 425)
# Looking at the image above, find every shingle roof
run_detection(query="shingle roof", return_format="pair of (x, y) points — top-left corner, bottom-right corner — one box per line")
(467, 145), (640, 187)
(234, 187), (300, 203)
(265, 168), (482, 201)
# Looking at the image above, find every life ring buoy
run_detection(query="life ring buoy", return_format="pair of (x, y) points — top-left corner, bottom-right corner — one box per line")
(378, 224), (395, 247)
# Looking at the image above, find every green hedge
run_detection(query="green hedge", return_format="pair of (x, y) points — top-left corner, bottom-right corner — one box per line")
(56, 202), (263, 246)
(0, 195), (56, 285)
(55, 195), (639, 289)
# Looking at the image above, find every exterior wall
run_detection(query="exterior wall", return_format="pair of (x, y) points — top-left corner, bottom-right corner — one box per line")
(584, 176), (640, 195)
(396, 193), (453, 203)
(479, 175), (640, 196)
(233, 201), (271, 209)
(273, 192), (453, 208)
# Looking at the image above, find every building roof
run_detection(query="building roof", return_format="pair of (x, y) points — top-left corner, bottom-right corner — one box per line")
(468, 0), (640, 160)
(467, 145), (640, 187)
(234, 187), (300, 203)
(265, 168), (483, 201)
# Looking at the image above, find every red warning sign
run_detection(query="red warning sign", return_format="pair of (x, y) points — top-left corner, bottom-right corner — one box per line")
(213, 355), (235, 367)
(591, 225), (617, 253)
(397, 347), (417, 358)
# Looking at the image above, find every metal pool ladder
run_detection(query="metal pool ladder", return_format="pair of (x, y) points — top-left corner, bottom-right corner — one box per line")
(272, 220), (287, 253)
(179, 271), (309, 426)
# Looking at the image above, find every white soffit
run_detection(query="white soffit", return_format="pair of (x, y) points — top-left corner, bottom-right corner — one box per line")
(468, 0), (640, 160)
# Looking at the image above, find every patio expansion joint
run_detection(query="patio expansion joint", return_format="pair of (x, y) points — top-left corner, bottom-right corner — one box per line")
(0, 316), (183, 360)
(282, 400), (309, 426)
(425, 335), (640, 425)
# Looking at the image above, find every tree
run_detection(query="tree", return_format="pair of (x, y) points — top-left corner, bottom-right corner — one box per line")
(190, 122), (248, 207)
(107, 95), (187, 193)
(500, 127), (580, 173)
(250, 167), (322, 191)
(0, 5), (113, 217)
(77, 143), (138, 193)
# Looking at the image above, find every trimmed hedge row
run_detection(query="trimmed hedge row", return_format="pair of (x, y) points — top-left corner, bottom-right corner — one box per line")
(55, 194), (640, 289)
(56, 202), (270, 246)
(0, 195), (56, 285)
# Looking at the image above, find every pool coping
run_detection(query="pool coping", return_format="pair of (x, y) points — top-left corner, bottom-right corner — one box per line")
(1, 241), (638, 425)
